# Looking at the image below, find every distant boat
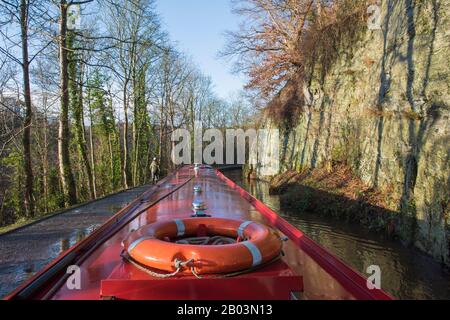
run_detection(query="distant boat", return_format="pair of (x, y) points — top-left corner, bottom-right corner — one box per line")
(4, 165), (392, 300)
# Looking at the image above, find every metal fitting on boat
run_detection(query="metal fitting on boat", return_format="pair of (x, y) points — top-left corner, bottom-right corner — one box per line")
(192, 200), (210, 217)
(192, 199), (206, 210)
(194, 164), (200, 176)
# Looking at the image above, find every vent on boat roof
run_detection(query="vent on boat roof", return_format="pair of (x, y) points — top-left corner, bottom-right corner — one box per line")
(192, 200), (211, 217)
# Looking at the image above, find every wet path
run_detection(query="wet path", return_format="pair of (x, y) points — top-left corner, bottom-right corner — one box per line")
(0, 186), (149, 298)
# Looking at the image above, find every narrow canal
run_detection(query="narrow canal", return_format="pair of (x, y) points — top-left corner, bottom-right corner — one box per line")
(223, 169), (450, 300)
(1, 170), (449, 300)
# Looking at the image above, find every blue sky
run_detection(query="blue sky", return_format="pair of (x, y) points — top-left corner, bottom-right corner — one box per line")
(156, 0), (246, 99)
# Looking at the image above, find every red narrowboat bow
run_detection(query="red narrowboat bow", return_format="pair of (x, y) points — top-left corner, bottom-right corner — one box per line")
(4, 166), (392, 300)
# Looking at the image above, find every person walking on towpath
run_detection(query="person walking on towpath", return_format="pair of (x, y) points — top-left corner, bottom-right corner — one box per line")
(150, 158), (160, 184)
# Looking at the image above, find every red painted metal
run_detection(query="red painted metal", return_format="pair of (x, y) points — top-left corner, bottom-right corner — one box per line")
(4, 165), (393, 300)
(100, 260), (302, 300)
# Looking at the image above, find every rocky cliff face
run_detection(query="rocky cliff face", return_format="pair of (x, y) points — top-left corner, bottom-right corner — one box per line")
(259, 1), (450, 265)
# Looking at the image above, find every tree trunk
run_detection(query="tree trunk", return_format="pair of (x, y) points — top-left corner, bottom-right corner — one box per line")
(122, 81), (130, 189)
(107, 132), (114, 187)
(88, 100), (97, 198)
(20, 0), (34, 218)
(108, 96), (117, 190)
(169, 111), (176, 170)
(132, 70), (143, 186)
(158, 104), (165, 168)
(43, 107), (49, 214)
(132, 75), (137, 187)
(58, 0), (77, 206)
(70, 50), (96, 199)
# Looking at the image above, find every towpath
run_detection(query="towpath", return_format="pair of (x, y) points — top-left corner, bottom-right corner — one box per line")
(0, 185), (149, 298)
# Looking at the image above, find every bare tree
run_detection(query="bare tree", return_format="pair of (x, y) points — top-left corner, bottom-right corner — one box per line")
(0, 0), (53, 217)
(104, 0), (163, 187)
(0, 0), (232, 227)
(221, 0), (317, 97)
(57, 0), (77, 206)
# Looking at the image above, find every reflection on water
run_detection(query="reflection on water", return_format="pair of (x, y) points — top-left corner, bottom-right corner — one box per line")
(108, 205), (124, 213)
(1, 224), (102, 298)
(224, 169), (450, 300)
(0, 185), (149, 298)
(51, 224), (101, 257)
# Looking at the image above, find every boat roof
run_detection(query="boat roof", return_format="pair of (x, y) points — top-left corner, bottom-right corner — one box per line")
(5, 165), (392, 300)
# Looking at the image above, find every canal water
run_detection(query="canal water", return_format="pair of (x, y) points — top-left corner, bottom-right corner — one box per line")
(223, 169), (450, 300)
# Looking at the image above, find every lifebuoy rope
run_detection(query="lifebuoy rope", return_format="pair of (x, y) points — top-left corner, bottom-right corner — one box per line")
(120, 250), (284, 279)
(120, 251), (194, 279)
(175, 236), (236, 245)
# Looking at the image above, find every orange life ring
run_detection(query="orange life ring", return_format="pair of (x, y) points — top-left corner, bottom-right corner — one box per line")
(123, 218), (282, 275)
